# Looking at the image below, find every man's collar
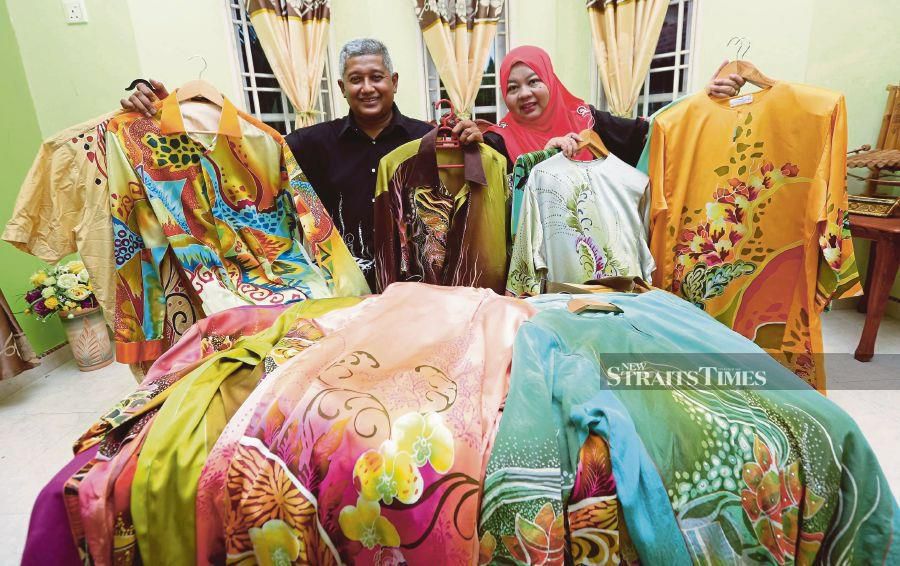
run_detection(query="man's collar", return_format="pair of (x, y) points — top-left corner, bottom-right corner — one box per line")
(339, 103), (411, 139)
(408, 128), (487, 188)
(159, 92), (242, 138)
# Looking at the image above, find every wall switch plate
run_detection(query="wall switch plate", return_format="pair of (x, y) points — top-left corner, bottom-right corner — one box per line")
(63, 0), (88, 24)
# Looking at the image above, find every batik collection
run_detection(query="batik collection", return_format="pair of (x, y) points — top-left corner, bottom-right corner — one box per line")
(12, 81), (892, 566)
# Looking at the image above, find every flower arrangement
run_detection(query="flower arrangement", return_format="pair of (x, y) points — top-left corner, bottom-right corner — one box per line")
(23, 260), (98, 321)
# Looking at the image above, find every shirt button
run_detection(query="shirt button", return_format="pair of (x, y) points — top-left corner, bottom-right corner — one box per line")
(371, 140), (376, 145)
(371, 168), (376, 173)
(371, 198), (375, 203)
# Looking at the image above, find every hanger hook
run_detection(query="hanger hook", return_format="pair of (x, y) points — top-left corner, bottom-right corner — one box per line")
(726, 36), (751, 61)
(188, 55), (208, 80)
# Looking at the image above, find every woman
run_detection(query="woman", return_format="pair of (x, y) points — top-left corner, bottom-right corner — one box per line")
(477, 45), (744, 168)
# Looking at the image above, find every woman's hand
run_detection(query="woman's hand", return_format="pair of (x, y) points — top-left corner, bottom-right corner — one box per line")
(452, 120), (484, 145)
(121, 79), (168, 118)
(545, 133), (582, 157)
(707, 60), (747, 98)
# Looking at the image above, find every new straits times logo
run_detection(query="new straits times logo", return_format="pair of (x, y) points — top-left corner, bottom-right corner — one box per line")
(606, 362), (768, 388)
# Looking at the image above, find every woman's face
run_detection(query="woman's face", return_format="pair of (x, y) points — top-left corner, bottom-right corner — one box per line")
(504, 63), (550, 122)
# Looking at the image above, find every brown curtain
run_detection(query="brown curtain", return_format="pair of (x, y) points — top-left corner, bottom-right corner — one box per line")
(0, 288), (38, 379)
(415, 0), (505, 119)
(247, 0), (331, 128)
(587, 0), (668, 117)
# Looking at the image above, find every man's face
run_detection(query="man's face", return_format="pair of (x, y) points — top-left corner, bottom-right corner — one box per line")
(338, 54), (398, 120)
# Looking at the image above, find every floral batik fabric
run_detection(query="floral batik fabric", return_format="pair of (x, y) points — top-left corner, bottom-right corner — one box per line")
(195, 283), (534, 565)
(107, 92), (365, 363)
(520, 291), (899, 565)
(507, 152), (654, 296)
(647, 83), (861, 389)
(374, 129), (509, 294)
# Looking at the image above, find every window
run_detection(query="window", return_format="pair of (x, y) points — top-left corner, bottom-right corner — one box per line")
(424, 9), (509, 122)
(596, 0), (695, 118)
(229, 1), (333, 134)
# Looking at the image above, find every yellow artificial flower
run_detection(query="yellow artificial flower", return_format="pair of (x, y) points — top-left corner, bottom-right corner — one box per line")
(66, 261), (85, 274)
(45, 297), (59, 309)
(30, 271), (47, 286)
(338, 496), (400, 549)
(249, 519), (303, 566)
(353, 440), (423, 505)
(392, 412), (455, 473)
(23, 308), (31, 315)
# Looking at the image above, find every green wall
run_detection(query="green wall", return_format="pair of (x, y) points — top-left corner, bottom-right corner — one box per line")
(0, 0), (66, 353)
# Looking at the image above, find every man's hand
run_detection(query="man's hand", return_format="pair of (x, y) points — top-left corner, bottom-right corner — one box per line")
(707, 60), (747, 98)
(452, 119), (484, 145)
(120, 79), (169, 118)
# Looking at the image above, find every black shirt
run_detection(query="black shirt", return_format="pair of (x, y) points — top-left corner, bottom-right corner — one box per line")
(285, 105), (431, 288)
(483, 105), (649, 172)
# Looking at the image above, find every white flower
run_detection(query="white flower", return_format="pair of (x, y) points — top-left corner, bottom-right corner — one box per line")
(44, 276), (56, 286)
(66, 286), (91, 301)
(56, 273), (79, 290)
(41, 286), (56, 299)
(77, 269), (90, 283)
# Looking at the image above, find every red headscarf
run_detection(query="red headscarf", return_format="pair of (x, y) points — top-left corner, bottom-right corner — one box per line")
(487, 45), (594, 162)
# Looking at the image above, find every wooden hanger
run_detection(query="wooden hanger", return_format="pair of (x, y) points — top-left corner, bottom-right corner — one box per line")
(434, 99), (465, 169)
(176, 55), (224, 107)
(176, 80), (224, 106)
(576, 128), (609, 158)
(715, 59), (776, 89)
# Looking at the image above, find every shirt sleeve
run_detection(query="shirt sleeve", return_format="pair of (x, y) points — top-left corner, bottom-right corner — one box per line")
(373, 155), (400, 293)
(506, 177), (545, 296)
(814, 95), (862, 306)
(106, 129), (168, 363)
(2, 138), (79, 261)
(282, 145), (371, 296)
(647, 121), (669, 288)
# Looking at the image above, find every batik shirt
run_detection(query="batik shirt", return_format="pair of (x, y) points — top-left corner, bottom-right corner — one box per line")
(507, 152), (655, 296)
(509, 148), (558, 238)
(647, 83), (861, 389)
(107, 93), (365, 363)
(196, 283), (535, 565)
(374, 129), (509, 294)
(4, 113), (118, 325)
(504, 291), (898, 565)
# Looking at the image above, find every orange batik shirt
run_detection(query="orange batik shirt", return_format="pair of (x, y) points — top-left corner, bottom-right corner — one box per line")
(647, 83), (861, 390)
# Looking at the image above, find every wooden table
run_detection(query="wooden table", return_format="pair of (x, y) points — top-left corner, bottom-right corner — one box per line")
(852, 214), (900, 361)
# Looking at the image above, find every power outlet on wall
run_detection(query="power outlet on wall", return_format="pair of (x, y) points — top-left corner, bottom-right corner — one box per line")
(63, 0), (88, 24)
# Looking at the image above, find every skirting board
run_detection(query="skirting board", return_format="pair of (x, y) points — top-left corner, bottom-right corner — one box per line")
(0, 345), (74, 402)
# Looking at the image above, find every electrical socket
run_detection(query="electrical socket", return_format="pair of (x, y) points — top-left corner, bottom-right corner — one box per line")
(63, 0), (88, 24)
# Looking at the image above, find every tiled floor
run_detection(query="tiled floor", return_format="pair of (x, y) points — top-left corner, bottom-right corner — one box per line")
(0, 309), (898, 564)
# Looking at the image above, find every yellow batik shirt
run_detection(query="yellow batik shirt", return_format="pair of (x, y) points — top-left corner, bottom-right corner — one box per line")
(648, 82), (861, 390)
(4, 113), (119, 327)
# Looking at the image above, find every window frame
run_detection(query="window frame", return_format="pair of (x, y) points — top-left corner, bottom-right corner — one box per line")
(422, 6), (510, 123)
(229, 0), (334, 134)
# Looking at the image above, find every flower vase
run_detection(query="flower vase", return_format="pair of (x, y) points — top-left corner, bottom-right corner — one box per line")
(59, 308), (114, 371)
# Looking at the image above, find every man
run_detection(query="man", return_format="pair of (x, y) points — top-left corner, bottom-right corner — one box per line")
(122, 38), (484, 288)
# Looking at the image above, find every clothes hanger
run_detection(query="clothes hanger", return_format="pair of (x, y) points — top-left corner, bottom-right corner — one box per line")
(434, 99), (465, 169)
(715, 38), (777, 89)
(575, 128), (610, 158)
(176, 55), (224, 107)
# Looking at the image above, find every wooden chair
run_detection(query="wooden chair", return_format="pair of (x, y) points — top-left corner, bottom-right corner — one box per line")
(847, 85), (900, 361)
(847, 84), (900, 200)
